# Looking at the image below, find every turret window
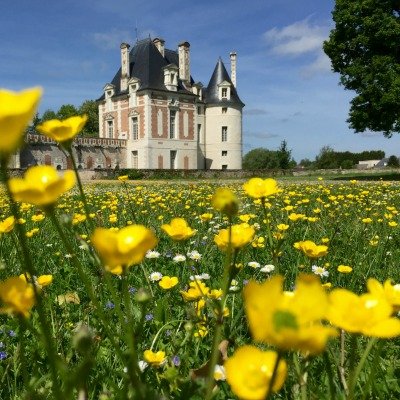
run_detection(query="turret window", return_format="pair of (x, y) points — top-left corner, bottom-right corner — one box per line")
(221, 126), (228, 142)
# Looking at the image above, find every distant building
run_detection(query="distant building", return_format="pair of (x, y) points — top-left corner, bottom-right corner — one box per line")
(15, 37), (244, 171)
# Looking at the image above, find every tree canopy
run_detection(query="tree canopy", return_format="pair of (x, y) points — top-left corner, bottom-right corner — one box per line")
(242, 141), (296, 170)
(324, 0), (400, 136)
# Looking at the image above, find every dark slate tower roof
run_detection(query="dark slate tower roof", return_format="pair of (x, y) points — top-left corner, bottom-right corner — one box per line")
(204, 58), (244, 107)
(98, 38), (194, 100)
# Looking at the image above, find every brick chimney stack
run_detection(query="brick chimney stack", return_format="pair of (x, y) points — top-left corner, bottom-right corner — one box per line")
(230, 51), (237, 88)
(178, 41), (190, 84)
(120, 42), (131, 91)
(153, 37), (165, 57)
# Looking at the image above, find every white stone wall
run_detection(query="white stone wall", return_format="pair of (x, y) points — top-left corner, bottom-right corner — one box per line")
(204, 105), (242, 169)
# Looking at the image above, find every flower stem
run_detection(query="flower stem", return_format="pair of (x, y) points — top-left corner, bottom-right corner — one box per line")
(204, 219), (233, 400)
(348, 337), (377, 400)
(0, 161), (64, 399)
(265, 351), (283, 400)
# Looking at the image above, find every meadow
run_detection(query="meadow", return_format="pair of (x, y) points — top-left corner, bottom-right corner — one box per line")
(2, 88), (400, 399)
(1, 175), (400, 399)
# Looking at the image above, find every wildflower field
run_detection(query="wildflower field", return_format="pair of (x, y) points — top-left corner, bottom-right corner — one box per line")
(2, 89), (400, 399)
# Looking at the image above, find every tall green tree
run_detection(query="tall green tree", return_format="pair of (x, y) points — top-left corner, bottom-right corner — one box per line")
(276, 140), (295, 169)
(57, 104), (78, 120)
(41, 109), (57, 122)
(79, 100), (99, 136)
(324, 0), (400, 136)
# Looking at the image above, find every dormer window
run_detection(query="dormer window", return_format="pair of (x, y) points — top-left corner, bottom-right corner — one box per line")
(128, 77), (140, 107)
(107, 90), (112, 98)
(104, 84), (115, 99)
(163, 64), (179, 91)
(218, 81), (231, 101)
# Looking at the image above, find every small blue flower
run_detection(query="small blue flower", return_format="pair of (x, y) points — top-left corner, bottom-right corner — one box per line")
(165, 329), (172, 337)
(105, 301), (115, 310)
(172, 355), (180, 366)
(145, 313), (154, 321)
(8, 330), (16, 338)
(128, 287), (136, 294)
(0, 351), (7, 360)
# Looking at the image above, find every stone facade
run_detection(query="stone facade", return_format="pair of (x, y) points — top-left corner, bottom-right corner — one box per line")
(18, 37), (244, 171)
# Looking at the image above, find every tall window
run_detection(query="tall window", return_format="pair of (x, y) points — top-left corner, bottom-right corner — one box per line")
(131, 117), (138, 140)
(221, 126), (228, 142)
(170, 150), (177, 169)
(132, 151), (138, 169)
(170, 110), (176, 139)
(222, 107), (227, 114)
(107, 120), (113, 138)
(222, 88), (227, 98)
(197, 124), (202, 143)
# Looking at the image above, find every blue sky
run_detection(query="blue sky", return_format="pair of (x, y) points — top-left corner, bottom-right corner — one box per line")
(2, 0), (399, 162)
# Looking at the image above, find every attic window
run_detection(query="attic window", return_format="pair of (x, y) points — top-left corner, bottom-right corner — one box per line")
(222, 88), (227, 98)
(107, 90), (112, 98)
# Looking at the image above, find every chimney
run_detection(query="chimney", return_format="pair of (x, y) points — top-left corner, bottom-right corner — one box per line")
(230, 51), (237, 88)
(153, 37), (165, 57)
(178, 41), (190, 84)
(120, 42), (130, 91)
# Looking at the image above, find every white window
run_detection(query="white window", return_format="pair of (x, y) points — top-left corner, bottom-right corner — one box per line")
(170, 150), (177, 169)
(107, 120), (113, 138)
(222, 150), (227, 156)
(131, 117), (138, 140)
(221, 126), (228, 142)
(132, 151), (138, 169)
(197, 124), (202, 142)
(170, 110), (176, 139)
(222, 88), (227, 98)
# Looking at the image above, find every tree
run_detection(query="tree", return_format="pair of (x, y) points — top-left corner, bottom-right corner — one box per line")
(41, 109), (57, 122)
(315, 146), (338, 169)
(79, 100), (99, 136)
(324, 0), (400, 136)
(387, 155), (400, 167)
(57, 104), (78, 120)
(242, 148), (280, 170)
(276, 140), (295, 169)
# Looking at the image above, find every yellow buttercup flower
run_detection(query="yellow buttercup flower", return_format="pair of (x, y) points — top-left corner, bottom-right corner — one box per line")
(91, 225), (157, 273)
(337, 265), (352, 273)
(180, 281), (210, 301)
(143, 350), (166, 367)
(328, 289), (400, 337)
(0, 87), (42, 156)
(244, 275), (337, 354)
(211, 187), (238, 216)
(214, 223), (255, 252)
(161, 217), (196, 241)
(200, 212), (213, 222)
(9, 165), (76, 207)
(294, 240), (328, 259)
(225, 345), (287, 400)
(118, 175), (129, 181)
(159, 276), (179, 290)
(243, 177), (279, 199)
(0, 276), (35, 317)
(37, 115), (87, 144)
(367, 278), (400, 312)
(0, 216), (15, 233)
(19, 273), (53, 289)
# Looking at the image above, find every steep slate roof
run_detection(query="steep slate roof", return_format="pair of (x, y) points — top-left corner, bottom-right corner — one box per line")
(204, 58), (244, 107)
(98, 38), (194, 100)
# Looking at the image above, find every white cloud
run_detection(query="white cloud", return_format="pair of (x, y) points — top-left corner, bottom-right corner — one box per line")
(301, 52), (332, 78)
(264, 18), (329, 56)
(263, 18), (331, 78)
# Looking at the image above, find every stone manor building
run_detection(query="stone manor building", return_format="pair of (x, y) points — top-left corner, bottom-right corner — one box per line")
(16, 37), (244, 171)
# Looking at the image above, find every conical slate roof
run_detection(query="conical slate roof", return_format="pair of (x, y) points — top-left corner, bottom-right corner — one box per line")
(204, 58), (244, 107)
(98, 38), (194, 100)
